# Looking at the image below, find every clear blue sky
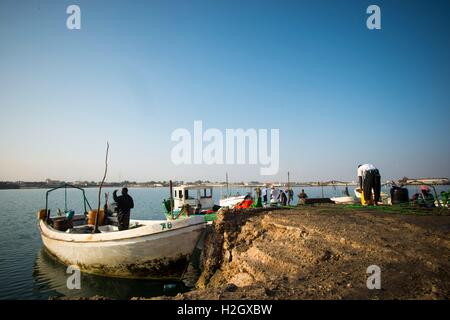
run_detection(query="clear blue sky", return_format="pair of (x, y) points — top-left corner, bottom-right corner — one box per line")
(0, 0), (449, 182)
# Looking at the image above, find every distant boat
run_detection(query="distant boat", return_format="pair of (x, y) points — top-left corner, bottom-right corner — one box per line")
(172, 184), (217, 211)
(163, 184), (220, 221)
(219, 195), (247, 208)
(330, 196), (355, 204)
(38, 184), (206, 279)
(219, 172), (248, 208)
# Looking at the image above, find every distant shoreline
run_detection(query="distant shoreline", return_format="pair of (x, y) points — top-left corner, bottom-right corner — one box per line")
(1, 180), (448, 191)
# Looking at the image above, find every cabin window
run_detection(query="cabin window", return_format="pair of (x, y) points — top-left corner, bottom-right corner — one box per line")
(201, 188), (212, 198)
(185, 190), (194, 199)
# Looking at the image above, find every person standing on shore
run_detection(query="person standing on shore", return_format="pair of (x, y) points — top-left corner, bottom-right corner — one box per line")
(357, 164), (381, 205)
(113, 187), (134, 230)
(412, 186), (435, 208)
(280, 190), (287, 206)
(254, 187), (263, 208)
(270, 186), (279, 204)
(287, 188), (294, 205)
(298, 189), (308, 205)
(261, 186), (268, 205)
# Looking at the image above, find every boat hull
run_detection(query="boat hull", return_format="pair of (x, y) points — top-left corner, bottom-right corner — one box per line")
(39, 216), (205, 279)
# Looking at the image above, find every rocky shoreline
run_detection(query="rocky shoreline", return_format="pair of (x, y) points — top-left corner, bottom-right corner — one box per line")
(166, 206), (450, 300)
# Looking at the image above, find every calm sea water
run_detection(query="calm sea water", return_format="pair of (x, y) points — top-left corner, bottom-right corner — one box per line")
(0, 185), (448, 300)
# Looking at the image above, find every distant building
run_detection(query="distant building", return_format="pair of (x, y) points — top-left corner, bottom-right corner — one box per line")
(417, 178), (448, 185)
(45, 179), (63, 185)
(74, 181), (89, 186)
(401, 177), (449, 185)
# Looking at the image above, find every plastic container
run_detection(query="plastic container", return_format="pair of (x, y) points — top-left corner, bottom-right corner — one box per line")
(66, 210), (75, 220)
(355, 188), (366, 205)
(360, 190), (366, 205)
(37, 209), (47, 220)
(390, 187), (409, 204)
(88, 209), (105, 226)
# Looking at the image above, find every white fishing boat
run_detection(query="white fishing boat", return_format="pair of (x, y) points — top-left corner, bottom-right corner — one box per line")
(38, 184), (206, 279)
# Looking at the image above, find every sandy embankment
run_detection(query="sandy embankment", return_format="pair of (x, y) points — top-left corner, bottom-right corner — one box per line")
(170, 206), (450, 300)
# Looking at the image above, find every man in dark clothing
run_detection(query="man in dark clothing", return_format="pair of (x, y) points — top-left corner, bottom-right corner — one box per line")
(357, 164), (381, 205)
(280, 190), (287, 206)
(113, 187), (134, 230)
(287, 188), (294, 205)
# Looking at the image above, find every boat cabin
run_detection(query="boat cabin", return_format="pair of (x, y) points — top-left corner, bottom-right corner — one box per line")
(173, 185), (215, 210)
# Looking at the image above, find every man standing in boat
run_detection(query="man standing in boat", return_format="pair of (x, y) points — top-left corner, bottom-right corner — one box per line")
(113, 187), (134, 230)
(357, 164), (381, 206)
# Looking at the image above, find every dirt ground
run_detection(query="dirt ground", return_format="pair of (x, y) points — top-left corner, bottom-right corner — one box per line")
(171, 206), (450, 300)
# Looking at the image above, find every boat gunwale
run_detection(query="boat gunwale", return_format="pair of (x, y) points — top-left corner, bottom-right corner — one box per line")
(39, 218), (206, 243)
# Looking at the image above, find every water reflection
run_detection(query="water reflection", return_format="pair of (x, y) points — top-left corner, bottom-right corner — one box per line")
(32, 249), (188, 299)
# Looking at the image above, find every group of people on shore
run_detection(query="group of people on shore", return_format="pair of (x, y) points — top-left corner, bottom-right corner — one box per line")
(255, 186), (295, 206)
(253, 186), (306, 207)
(248, 163), (384, 208)
(250, 163), (439, 208)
